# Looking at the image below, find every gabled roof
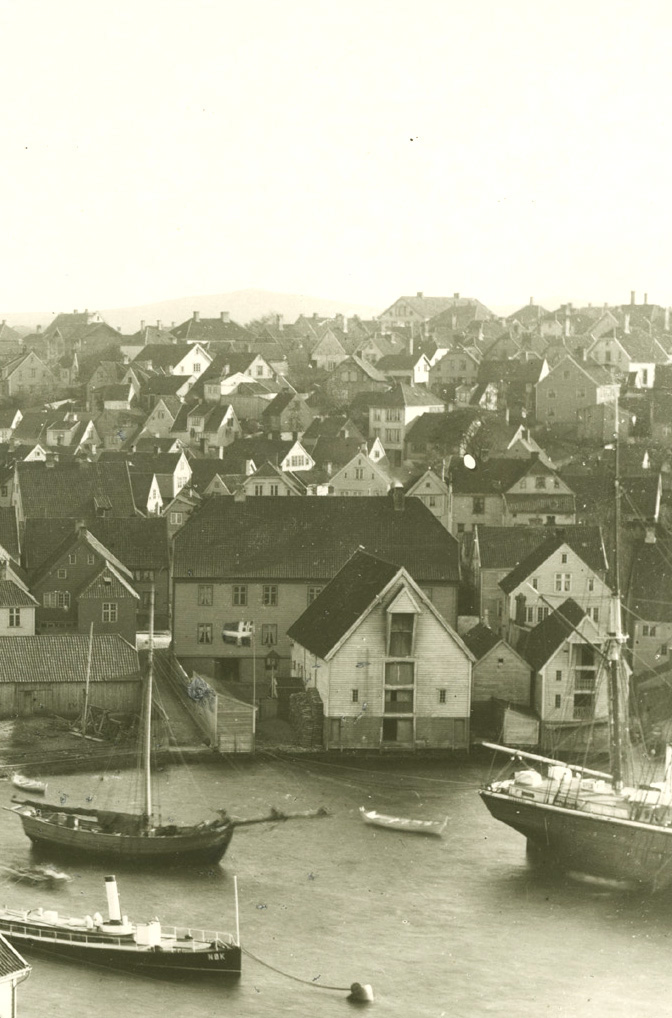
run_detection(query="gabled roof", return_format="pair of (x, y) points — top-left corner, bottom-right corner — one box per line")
(127, 452), (189, 476)
(133, 343), (204, 370)
(405, 408), (480, 450)
(475, 524), (606, 573)
(540, 354), (616, 387)
(187, 459), (233, 494)
(173, 494), (460, 583)
(0, 932), (30, 979)
(499, 532), (606, 594)
(517, 599), (587, 670)
(368, 383), (444, 409)
(171, 314), (251, 343)
(141, 375), (191, 396)
(215, 438), (294, 473)
(31, 527), (133, 586)
(381, 295), (492, 320)
(0, 634), (140, 683)
(302, 415), (366, 444)
(287, 550), (401, 658)
(461, 622), (502, 661)
(17, 460), (137, 518)
(0, 579), (38, 607)
(22, 517), (170, 573)
(0, 507), (19, 562)
(449, 457), (530, 495)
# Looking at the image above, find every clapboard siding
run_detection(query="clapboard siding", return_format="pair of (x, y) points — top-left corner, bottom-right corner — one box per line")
(291, 585), (471, 749)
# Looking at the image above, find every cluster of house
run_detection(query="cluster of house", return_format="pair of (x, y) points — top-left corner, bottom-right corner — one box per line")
(0, 289), (668, 752)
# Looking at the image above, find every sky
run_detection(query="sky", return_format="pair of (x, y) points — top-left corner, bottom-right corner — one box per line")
(1, 0), (671, 315)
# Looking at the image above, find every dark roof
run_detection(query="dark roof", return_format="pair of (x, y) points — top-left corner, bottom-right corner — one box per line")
(0, 580), (37, 607)
(499, 531), (607, 594)
(368, 383), (443, 409)
(0, 506), (19, 561)
(128, 452), (189, 477)
(287, 550), (400, 658)
(173, 494), (460, 583)
(405, 408), (480, 451)
(171, 315), (251, 343)
(132, 344), (199, 369)
(17, 461), (137, 518)
(475, 524), (607, 573)
(450, 457), (530, 495)
(461, 622), (501, 661)
(628, 541), (672, 623)
(216, 438), (294, 473)
(142, 375), (190, 396)
(0, 634), (140, 683)
(518, 599), (587, 670)
(22, 517), (169, 573)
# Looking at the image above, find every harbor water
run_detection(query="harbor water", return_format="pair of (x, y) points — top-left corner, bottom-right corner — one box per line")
(3, 753), (672, 1018)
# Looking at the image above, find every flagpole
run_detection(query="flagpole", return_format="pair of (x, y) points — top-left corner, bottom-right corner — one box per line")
(252, 629), (256, 751)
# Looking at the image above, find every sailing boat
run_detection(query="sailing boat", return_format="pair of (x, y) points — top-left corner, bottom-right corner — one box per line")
(479, 413), (672, 891)
(7, 587), (234, 865)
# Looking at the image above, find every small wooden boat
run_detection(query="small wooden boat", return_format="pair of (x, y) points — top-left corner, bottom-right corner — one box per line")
(0, 875), (241, 980)
(359, 807), (447, 836)
(12, 774), (47, 795)
(0, 864), (71, 887)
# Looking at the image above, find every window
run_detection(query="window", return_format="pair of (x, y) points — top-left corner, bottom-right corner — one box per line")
(576, 388), (586, 399)
(352, 689), (359, 703)
(197, 623), (213, 644)
(589, 607), (600, 623)
(57, 568), (67, 579)
(519, 479), (527, 489)
(262, 585), (278, 606)
(428, 495), (436, 507)
(290, 455), (305, 467)
(555, 669), (562, 681)
(355, 468), (364, 480)
(170, 512), (183, 525)
(525, 606), (535, 624)
(555, 694), (562, 709)
(532, 578), (539, 589)
(535, 476), (546, 489)
(308, 586), (323, 604)
(553, 478), (560, 489)
(256, 365), (264, 377)
(561, 553), (568, 564)
(547, 390), (556, 399)
(457, 523), (465, 533)
(0, 485), (7, 497)
(643, 625), (656, 637)
(388, 614), (414, 656)
(588, 578), (594, 592)
(438, 689), (447, 704)
(193, 362), (201, 373)
(261, 624), (277, 646)
(472, 497), (485, 515)
(8, 608), (20, 628)
(233, 585), (248, 606)
(270, 484), (279, 496)
(385, 429), (401, 443)
(102, 602), (118, 623)
(44, 591), (70, 609)
(537, 606), (549, 622)
(254, 484), (264, 496)
(386, 409), (401, 422)
(555, 573), (571, 592)
(660, 644), (668, 657)
(87, 554), (95, 565)
(198, 584), (213, 606)
(563, 370), (570, 380)
(68, 553), (77, 564)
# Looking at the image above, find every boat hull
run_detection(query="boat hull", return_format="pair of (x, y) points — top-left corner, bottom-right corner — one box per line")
(480, 788), (672, 890)
(0, 925), (241, 980)
(20, 814), (234, 865)
(359, 807), (446, 836)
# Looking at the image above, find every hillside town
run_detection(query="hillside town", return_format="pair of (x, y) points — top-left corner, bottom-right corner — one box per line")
(0, 289), (669, 762)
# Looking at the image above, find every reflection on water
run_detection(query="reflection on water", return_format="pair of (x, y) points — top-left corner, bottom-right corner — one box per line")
(2, 754), (672, 1017)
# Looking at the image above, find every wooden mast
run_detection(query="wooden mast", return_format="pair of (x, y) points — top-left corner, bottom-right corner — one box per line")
(142, 583), (155, 828)
(607, 392), (629, 791)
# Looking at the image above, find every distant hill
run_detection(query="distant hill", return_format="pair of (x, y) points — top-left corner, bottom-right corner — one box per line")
(0, 288), (381, 335)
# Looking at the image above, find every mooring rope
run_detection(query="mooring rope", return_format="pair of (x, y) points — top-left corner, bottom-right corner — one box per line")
(241, 945), (350, 991)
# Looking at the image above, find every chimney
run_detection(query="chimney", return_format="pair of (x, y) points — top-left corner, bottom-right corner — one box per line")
(453, 292), (460, 300)
(416, 291), (424, 299)
(392, 483), (405, 511)
(140, 320), (145, 331)
(529, 297), (534, 306)
(342, 315), (348, 334)
(275, 314), (283, 331)
(515, 593), (527, 625)
(220, 311), (230, 323)
(666, 307), (671, 332)
(75, 519), (87, 535)
(245, 459), (255, 476)
(452, 313), (457, 331)
(564, 315), (570, 338)
(644, 293), (649, 305)
(234, 488), (246, 502)
(630, 291), (636, 306)
(193, 311), (200, 323)
(408, 333), (414, 356)
(624, 313), (631, 334)
(36, 324), (42, 333)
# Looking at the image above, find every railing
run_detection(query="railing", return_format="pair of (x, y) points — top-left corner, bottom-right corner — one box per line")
(1, 920), (235, 949)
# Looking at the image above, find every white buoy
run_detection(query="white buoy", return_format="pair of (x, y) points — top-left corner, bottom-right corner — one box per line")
(348, 982), (375, 1003)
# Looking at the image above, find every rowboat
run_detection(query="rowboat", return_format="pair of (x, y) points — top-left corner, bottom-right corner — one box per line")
(0, 864), (71, 887)
(359, 807), (447, 836)
(12, 775), (47, 794)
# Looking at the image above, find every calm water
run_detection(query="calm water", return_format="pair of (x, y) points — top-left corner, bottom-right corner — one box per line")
(3, 753), (672, 1018)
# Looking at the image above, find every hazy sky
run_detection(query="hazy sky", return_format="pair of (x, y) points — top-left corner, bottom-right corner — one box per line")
(1, 0), (670, 314)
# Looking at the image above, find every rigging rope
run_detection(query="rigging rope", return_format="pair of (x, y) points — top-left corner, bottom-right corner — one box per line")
(241, 945), (352, 992)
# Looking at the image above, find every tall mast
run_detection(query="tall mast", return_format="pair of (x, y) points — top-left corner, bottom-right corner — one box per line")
(607, 392), (629, 790)
(143, 583), (155, 826)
